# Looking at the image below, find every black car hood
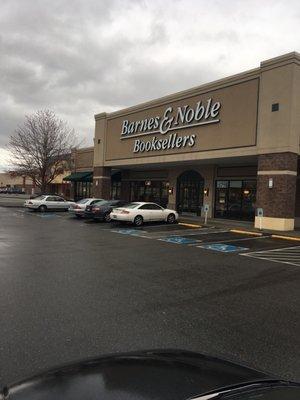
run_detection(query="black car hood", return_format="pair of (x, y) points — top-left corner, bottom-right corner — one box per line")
(0, 349), (283, 400)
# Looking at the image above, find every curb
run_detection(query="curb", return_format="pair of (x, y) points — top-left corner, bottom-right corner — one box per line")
(0, 205), (24, 208)
(271, 234), (300, 242)
(229, 229), (263, 237)
(178, 222), (202, 228)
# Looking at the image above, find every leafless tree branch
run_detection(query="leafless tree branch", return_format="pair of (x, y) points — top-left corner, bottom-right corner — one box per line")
(8, 110), (77, 192)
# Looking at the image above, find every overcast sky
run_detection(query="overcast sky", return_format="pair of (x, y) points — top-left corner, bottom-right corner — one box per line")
(1, 0), (300, 170)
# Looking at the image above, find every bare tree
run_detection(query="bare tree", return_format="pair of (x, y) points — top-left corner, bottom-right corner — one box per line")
(9, 110), (77, 193)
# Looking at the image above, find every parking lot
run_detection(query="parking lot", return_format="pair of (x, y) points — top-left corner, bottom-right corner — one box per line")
(14, 207), (300, 256)
(1, 206), (300, 386)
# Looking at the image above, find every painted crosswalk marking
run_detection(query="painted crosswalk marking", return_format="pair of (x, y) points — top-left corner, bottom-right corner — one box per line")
(241, 245), (300, 266)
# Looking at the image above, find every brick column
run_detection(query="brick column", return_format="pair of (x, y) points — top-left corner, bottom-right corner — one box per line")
(93, 167), (111, 199)
(255, 152), (297, 231)
(295, 167), (300, 226)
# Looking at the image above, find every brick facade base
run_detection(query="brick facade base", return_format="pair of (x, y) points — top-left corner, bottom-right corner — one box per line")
(255, 152), (298, 231)
(93, 166), (111, 199)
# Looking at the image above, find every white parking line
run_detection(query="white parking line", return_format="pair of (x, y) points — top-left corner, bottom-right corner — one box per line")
(143, 228), (229, 239)
(204, 235), (269, 244)
(241, 245), (300, 266)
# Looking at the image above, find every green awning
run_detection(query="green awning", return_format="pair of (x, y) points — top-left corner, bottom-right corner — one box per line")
(63, 171), (93, 182)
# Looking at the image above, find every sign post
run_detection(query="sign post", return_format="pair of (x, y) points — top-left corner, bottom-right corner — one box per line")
(257, 208), (263, 230)
(203, 204), (209, 225)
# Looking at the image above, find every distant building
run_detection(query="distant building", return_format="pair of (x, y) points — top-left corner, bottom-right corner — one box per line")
(0, 170), (71, 198)
(0, 172), (33, 194)
(63, 147), (94, 201)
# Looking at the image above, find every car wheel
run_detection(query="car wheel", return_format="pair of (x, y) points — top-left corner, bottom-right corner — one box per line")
(134, 215), (143, 226)
(38, 205), (47, 213)
(167, 213), (176, 224)
(104, 212), (111, 223)
(75, 214), (82, 219)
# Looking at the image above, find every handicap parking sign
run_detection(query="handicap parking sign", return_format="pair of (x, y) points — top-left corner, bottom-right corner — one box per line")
(199, 243), (249, 253)
(203, 204), (209, 212)
(257, 208), (264, 217)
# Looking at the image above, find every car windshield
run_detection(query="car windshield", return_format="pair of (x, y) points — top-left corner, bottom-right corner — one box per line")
(76, 199), (90, 204)
(34, 195), (46, 200)
(122, 202), (140, 209)
(93, 200), (108, 206)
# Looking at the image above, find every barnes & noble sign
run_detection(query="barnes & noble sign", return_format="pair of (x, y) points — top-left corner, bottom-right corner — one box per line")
(120, 98), (221, 153)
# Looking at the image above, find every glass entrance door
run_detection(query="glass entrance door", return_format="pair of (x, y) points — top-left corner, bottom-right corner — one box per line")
(176, 170), (204, 214)
(214, 179), (256, 220)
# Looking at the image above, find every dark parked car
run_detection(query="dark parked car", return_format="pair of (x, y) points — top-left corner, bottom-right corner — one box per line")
(84, 199), (127, 222)
(1, 349), (299, 400)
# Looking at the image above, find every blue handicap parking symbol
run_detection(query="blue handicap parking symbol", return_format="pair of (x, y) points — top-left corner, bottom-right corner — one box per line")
(199, 243), (248, 253)
(40, 213), (56, 218)
(111, 229), (145, 236)
(159, 236), (198, 245)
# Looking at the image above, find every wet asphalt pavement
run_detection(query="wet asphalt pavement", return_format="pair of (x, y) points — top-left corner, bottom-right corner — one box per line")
(0, 207), (299, 386)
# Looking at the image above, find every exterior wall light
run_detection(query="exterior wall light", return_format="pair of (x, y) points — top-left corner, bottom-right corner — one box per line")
(168, 188), (173, 195)
(204, 188), (209, 196)
(243, 189), (250, 195)
(145, 180), (151, 186)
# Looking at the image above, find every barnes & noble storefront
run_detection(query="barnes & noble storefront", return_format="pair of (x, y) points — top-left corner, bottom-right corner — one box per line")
(92, 52), (300, 231)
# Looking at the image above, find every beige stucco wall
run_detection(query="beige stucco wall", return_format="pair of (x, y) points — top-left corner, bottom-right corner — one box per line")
(104, 79), (258, 162)
(0, 173), (33, 186)
(52, 172), (71, 184)
(93, 114), (107, 168)
(73, 147), (94, 171)
(257, 58), (300, 155)
(93, 52), (300, 171)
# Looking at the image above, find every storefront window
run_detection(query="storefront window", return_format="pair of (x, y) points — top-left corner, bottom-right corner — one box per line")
(215, 179), (256, 220)
(111, 181), (121, 199)
(74, 181), (92, 201)
(111, 172), (122, 199)
(129, 181), (168, 207)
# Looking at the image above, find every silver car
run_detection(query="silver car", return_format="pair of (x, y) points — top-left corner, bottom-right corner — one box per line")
(68, 198), (105, 218)
(24, 195), (76, 212)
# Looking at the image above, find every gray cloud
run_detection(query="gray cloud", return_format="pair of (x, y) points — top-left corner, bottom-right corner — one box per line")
(1, 0), (300, 168)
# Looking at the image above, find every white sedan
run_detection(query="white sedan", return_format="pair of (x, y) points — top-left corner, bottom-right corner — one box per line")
(110, 202), (179, 226)
(24, 195), (76, 212)
(68, 198), (105, 218)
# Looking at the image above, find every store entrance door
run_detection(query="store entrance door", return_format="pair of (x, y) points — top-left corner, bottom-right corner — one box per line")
(176, 170), (204, 215)
(214, 179), (256, 220)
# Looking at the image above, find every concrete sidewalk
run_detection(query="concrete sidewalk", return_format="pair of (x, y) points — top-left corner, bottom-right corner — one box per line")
(0, 194), (29, 207)
(178, 215), (300, 239)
